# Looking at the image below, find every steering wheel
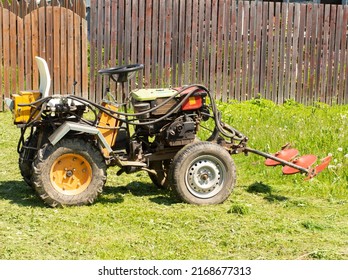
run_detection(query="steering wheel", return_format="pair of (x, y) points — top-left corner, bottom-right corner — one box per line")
(98, 64), (144, 83)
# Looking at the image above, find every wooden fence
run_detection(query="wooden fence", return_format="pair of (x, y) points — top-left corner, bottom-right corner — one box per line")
(0, 0), (87, 111)
(89, 0), (348, 105)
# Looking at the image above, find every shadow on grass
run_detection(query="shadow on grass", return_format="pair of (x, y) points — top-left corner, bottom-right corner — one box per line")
(102, 181), (180, 206)
(0, 180), (179, 207)
(0, 180), (45, 208)
(246, 181), (288, 203)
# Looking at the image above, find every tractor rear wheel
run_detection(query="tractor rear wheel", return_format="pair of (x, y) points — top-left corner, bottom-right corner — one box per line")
(32, 138), (107, 207)
(169, 141), (236, 205)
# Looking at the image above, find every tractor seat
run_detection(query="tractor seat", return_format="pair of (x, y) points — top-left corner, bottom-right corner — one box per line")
(35, 56), (51, 98)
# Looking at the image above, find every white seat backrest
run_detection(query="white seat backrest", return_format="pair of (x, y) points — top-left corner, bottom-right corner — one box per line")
(35, 56), (51, 98)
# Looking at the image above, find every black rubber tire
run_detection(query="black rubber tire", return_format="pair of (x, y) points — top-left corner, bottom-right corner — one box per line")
(168, 141), (236, 205)
(148, 160), (170, 189)
(19, 134), (39, 189)
(32, 138), (107, 207)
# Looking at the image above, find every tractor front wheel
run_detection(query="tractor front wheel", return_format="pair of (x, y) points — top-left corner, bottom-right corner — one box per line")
(169, 141), (236, 205)
(32, 138), (107, 207)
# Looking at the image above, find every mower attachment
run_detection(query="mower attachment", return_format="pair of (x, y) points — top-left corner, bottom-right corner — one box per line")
(244, 145), (332, 180)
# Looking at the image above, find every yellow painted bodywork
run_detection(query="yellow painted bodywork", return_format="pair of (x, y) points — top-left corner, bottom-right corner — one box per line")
(97, 102), (119, 156)
(12, 91), (41, 124)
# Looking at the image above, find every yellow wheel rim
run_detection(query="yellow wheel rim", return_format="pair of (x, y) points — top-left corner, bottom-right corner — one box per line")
(50, 153), (92, 195)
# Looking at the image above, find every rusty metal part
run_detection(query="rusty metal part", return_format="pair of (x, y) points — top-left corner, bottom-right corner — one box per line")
(305, 156), (332, 180)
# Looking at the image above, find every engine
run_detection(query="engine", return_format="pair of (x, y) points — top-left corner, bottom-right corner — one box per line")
(131, 87), (207, 146)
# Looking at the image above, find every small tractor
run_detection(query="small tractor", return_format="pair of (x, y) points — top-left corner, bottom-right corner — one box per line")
(6, 57), (332, 207)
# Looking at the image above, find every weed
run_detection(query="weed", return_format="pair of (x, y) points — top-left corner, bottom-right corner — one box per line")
(301, 221), (325, 231)
(227, 203), (251, 215)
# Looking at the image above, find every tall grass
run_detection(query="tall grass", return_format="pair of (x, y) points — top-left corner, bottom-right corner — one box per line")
(0, 100), (347, 260)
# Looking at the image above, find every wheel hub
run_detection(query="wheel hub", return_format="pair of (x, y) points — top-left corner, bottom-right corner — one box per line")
(186, 155), (226, 199)
(50, 153), (92, 195)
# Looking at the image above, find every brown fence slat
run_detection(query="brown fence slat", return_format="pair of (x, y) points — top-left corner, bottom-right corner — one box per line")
(229, 0), (237, 100)
(190, 0), (198, 86)
(10, 11), (17, 94)
(74, 13), (81, 96)
(157, 0), (165, 86)
(103, 0), (111, 92)
(138, 0), (145, 88)
(144, 0), (152, 88)
(296, 4), (306, 103)
(53, 6), (61, 94)
(332, 5), (342, 104)
(260, 1), (268, 98)
(277, 3), (286, 104)
(338, 6), (348, 104)
(89, 0), (97, 101)
(222, 0), (231, 101)
(81, 18), (88, 98)
(326, 5), (336, 104)
(67, 9), (75, 95)
(177, 0), (185, 86)
(247, 1), (255, 100)
(130, 0), (139, 89)
(151, 0), (158, 87)
(314, 4), (324, 101)
(96, 0), (104, 99)
(284, 3), (294, 101)
(197, 0), (205, 84)
(308, 4), (318, 104)
(254, 1), (262, 98)
(3, 8), (10, 98)
(216, 0), (224, 100)
(210, 0), (218, 95)
(272, 2), (281, 103)
(45, 6), (53, 93)
(30, 10), (39, 89)
(235, 0), (243, 100)
(164, 0), (172, 85)
(303, 4), (312, 104)
(241, 1), (250, 101)
(60, 7), (67, 95)
(320, 4), (331, 102)
(124, 0), (131, 65)
(203, 0), (211, 88)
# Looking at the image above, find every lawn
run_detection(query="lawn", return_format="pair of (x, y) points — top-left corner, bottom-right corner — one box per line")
(0, 99), (347, 260)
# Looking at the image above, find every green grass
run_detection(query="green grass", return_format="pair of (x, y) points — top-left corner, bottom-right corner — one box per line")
(0, 100), (348, 260)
